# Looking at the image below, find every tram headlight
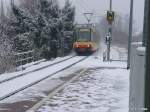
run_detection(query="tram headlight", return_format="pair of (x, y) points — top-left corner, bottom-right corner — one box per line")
(75, 44), (79, 48)
(87, 44), (91, 48)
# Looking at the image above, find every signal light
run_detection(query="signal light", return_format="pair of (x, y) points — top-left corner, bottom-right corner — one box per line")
(87, 44), (91, 48)
(107, 11), (115, 23)
(75, 44), (79, 48)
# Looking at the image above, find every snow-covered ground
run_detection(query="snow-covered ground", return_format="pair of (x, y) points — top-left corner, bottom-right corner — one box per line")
(0, 46), (129, 112)
(34, 46), (129, 112)
(37, 68), (129, 112)
(35, 47), (129, 112)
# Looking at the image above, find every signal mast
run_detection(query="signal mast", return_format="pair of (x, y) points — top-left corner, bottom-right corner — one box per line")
(105, 0), (115, 61)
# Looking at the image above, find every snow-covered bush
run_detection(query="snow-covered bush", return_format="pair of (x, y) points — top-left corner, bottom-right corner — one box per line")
(0, 33), (15, 74)
(13, 33), (33, 52)
(0, 2), (16, 74)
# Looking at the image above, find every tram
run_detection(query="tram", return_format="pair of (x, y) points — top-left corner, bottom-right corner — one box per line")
(73, 24), (100, 55)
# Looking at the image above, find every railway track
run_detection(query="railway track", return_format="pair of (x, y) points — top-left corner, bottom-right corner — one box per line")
(23, 59), (46, 69)
(0, 56), (89, 101)
(0, 56), (75, 84)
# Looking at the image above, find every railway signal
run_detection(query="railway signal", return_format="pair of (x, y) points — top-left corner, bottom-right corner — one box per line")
(104, 0), (114, 61)
(107, 11), (115, 24)
(105, 35), (112, 45)
(104, 33), (112, 61)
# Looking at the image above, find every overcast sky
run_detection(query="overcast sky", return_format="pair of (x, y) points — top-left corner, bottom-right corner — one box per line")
(4, 0), (145, 31)
(59, 0), (145, 31)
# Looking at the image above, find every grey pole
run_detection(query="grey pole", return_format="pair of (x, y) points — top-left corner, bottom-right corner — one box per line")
(107, 0), (112, 61)
(110, 0), (112, 10)
(145, 0), (150, 111)
(127, 0), (134, 69)
(61, 31), (64, 57)
(11, 0), (14, 5)
(143, 0), (148, 46)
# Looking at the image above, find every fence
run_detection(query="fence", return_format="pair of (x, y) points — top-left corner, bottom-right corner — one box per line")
(14, 50), (34, 68)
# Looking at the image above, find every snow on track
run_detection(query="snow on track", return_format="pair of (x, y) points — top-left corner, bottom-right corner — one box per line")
(0, 56), (74, 83)
(0, 56), (85, 100)
(18, 59), (46, 70)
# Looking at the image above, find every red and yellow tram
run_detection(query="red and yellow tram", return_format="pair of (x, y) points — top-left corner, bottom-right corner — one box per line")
(73, 25), (100, 55)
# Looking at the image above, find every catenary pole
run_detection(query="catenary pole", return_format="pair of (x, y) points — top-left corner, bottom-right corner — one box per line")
(145, 0), (150, 111)
(127, 0), (134, 69)
(110, 0), (112, 10)
(143, 0), (148, 46)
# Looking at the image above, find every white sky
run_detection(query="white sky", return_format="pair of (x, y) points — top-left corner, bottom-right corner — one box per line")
(59, 0), (145, 31)
(4, 0), (145, 31)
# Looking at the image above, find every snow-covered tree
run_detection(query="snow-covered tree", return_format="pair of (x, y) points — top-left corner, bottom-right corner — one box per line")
(0, 33), (15, 74)
(62, 0), (75, 54)
(14, 33), (33, 52)
(62, 0), (75, 31)
(19, 0), (38, 16)
(35, 0), (61, 59)
(11, 4), (34, 33)
(0, 0), (15, 73)
(40, 0), (60, 19)
(8, 0), (75, 60)
(8, 2), (38, 53)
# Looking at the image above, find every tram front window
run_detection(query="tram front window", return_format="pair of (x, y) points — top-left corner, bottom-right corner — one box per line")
(77, 31), (91, 42)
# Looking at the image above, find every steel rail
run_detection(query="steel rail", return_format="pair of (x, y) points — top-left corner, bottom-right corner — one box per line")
(0, 56), (88, 101)
(23, 59), (46, 69)
(0, 56), (75, 84)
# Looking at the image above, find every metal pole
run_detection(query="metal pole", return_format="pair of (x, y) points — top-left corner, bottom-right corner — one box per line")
(145, 0), (150, 111)
(110, 0), (112, 10)
(127, 0), (134, 69)
(11, 0), (14, 5)
(106, 39), (111, 61)
(143, 0), (148, 46)
(61, 32), (64, 57)
(107, 0), (112, 61)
